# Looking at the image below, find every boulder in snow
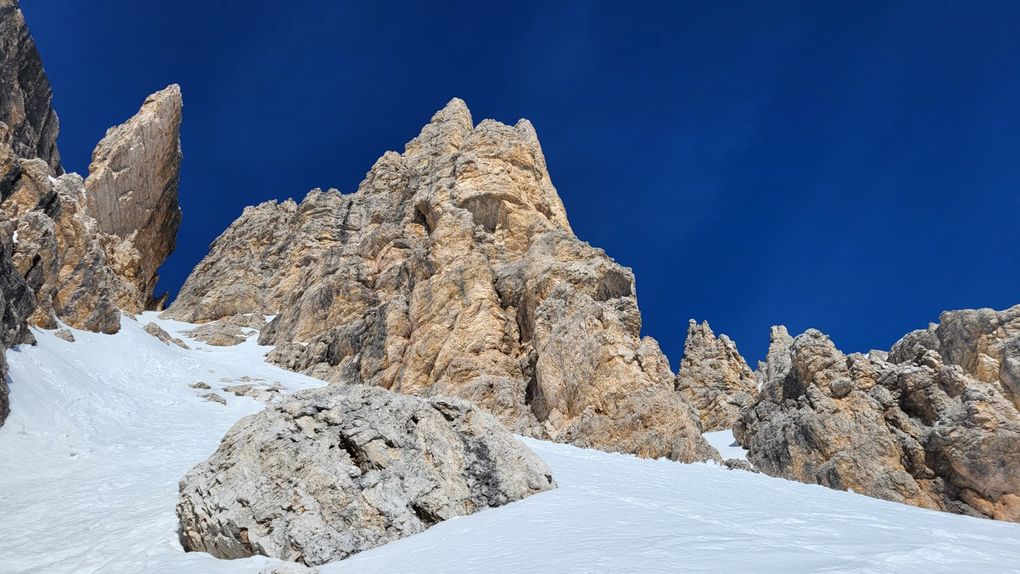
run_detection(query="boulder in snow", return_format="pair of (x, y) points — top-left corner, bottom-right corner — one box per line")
(177, 384), (555, 566)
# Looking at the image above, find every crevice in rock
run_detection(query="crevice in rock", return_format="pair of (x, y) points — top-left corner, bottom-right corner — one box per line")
(594, 269), (632, 302)
(459, 194), (502, 233)
(413, 203), (432, 235)
(410, 502), (441, 526)
(0, 162), (21, 201)
(336, 432), (378, 471)
(523, 352), (548, 422)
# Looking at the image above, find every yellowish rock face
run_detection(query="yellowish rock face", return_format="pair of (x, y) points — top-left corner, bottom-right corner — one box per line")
(0, 84), (183, 335)
(676, 319), (758, 431)
(165, 99), (719, 463)
(736, 312), (1020, 524)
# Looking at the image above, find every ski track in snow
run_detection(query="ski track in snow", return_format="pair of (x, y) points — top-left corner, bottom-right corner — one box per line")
(0, 313), (1017, 573)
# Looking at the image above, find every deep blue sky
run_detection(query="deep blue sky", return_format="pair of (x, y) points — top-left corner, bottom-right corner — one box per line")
(20, 1), (1020, 366)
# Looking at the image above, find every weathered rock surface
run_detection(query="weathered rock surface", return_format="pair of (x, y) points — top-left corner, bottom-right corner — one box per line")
(0, 0), (60, 172)
(143, 321), (188, 349)
(165, 99), (717, 462)
(0, 235), (35, 424)
(162, 196), (336, 322)
(675, 319), (757, 431)
(890, 305), (1020, 410)
(0, 85), (182, 333)
(182, 313), (265, 347)
(0, 3), (184, 427)
(84, 84), (182, 308)
(735, 307), (1020, 522)
(0, 1), (45, 425)
(177, 384), (555, 566)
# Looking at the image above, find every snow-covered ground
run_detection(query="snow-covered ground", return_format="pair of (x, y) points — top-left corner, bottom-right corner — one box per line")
(702, 429), (747, 461)
(1, 313), (1018, 573)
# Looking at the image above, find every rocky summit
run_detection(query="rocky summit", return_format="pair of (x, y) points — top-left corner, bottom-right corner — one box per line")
(165, 99), (719, 462)
(177, 384), (555, 566)
(735, 305), (1020, 522)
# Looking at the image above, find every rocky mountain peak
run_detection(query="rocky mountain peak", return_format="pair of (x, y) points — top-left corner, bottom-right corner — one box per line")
(165, 99), (718, 462)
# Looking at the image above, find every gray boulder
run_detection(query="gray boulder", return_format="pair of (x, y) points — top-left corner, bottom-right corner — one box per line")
(177, 384), (555, 566)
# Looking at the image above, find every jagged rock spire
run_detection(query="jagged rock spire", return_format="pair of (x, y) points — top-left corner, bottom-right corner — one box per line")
(84, 83), (183, 308)
(675, 319), (757, 431)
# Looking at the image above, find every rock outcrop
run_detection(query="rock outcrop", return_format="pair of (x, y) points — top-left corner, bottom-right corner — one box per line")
(143, 321), (188, 348)
(890, 305), (1020, 410)
(177, 384), (555, 566)
(0, 240), (35, 423)
(0, 0), (60, 173)
(161, 195), (334, 322)
(182, 313), (266, 347)
(84, 84), (182, 308)
(166, 99), (717, 462)
(675, 319), (757, 431)
(735, 306), (1020, 522)
(0, 86), (182, 333)
(0, 1), (184, 426)
(0, 1), (47, 426)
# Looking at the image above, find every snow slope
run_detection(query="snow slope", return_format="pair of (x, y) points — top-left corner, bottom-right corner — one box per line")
(1, 314), (1018, 573)
(701, 429), (747, 461)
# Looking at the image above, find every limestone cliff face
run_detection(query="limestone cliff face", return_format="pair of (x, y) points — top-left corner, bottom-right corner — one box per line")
(0, 1), (183, 425)
(675, 319), (757, 431)
(0, 86), (183, 333)
(735, 306), (1020, 523)
(84, 84), (183, 308)
(0, 0), (49, 425)
(166, 99), (717, 462)
(0, 237), (35, 422)
(0, 0), (60, 173)
(163, 194), (338, 322)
